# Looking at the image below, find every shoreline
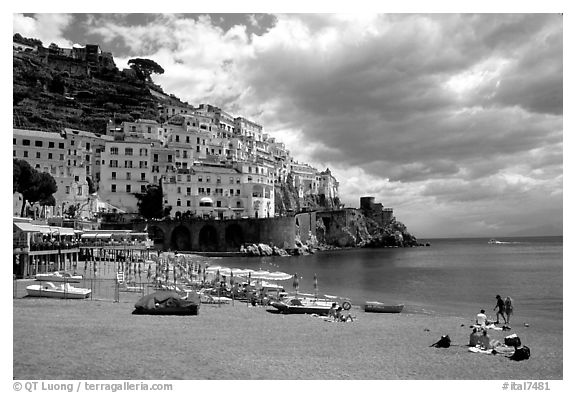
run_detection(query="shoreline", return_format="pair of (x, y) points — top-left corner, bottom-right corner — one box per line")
(13, 296), (562, 380)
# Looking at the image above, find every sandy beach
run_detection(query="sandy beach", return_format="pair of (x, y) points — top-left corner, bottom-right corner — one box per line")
(13, 295), (562, 380)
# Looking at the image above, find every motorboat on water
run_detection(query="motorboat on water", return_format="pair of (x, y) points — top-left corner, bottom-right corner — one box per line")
(26, 282), (91, 299)
(488, 239), (503, 244)
(270, 296), (352, 315)
(35, 271), (83, 283)
(363, 301), (404, 313)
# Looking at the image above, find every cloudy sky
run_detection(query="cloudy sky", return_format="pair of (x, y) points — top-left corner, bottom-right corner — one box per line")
(12, 12), (563, 238)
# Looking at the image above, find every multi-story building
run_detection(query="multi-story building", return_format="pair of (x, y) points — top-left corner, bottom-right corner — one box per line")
(98, 138), (153, 213)
(13, 129), (91, 218)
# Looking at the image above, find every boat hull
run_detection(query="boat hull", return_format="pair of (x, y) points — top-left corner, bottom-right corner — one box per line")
(35, 274), (82, 283)
(270, 301), (332, 315)
(26, 285), (91, 299)
(364, 302), (404, 313)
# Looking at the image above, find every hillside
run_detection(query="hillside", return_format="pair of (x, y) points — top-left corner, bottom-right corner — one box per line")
(13, 48), (172, 133)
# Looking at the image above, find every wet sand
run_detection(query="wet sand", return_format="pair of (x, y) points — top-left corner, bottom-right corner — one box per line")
(13, 296), (562, 380)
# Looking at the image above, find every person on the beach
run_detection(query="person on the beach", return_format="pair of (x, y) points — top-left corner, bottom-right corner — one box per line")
(478, 329), (492, 350)
(476, 309), (487, 326)
(335, 306), (354, 322)
(469, 327), (482, 347)
(494, 295), (506, 324)
(504, 296), (513, 325)
(328, 303), (338, 320)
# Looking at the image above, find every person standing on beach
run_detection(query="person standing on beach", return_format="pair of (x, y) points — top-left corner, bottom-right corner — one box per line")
(494, 295), (506, 324)
(504, 296), (513, 325)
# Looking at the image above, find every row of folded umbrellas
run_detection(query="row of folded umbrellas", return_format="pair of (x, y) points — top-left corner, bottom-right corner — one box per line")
(204, 266), (293, 281)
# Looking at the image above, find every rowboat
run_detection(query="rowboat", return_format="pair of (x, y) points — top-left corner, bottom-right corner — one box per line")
(35, 271), (83, 283)
(26, 282), (91, 299)
(364, 301), (404, 313)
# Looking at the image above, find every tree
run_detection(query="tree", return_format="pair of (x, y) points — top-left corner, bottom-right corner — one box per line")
(22, 171), (58, 217)
(128, 58), (164, 82)
(14, 159), (38, 216)
(135, 185), (164, 219)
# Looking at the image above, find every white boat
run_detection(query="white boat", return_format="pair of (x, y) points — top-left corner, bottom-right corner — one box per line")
(364, 301), (404, 313)
(26, 282), (91, 299)
(270, 296), (351, 315)
(35, 271), (83, 283)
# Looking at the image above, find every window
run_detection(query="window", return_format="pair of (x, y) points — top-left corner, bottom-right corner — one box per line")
(153, 154), (159, 163)
(125, 161), (133, 168)
(198, 176), (203, 183)
(13, 138), (16, 145)
(86, 155), (90, 161)
(177, 187), (181, 194)
(59, 143), (64, 149)
(60, 154), (64, 161)
(248, 167), (252, 173)
(248, 176), (252, 182)
(70, 140), (75, 146)
(126, 172), (131, 180)
(176, 199), (181, 207)
(230, 189), (234, 195)
(186, 136), (190, 144)
(77, 187), (82, 196)
(167, 155), (172, 162)
(206, 176), (211, 183)
(112, 172), (116, 180)
(236, 201), (241, 208)
(236, 177), (240, 184)
(237, 189), (241, 195)
(187, 200), (191, 207)
(34, 140), (43, 147)
(74, 176), (79, 182)
(196, 146), (200, 152)
(125, 148), (133, 156)
(183, 150), (188, 158)
(126, 185), (131, 192)
(206, 188), (211, 194)
(22, 139), (30, 146)
(48, 142), (55, 148)
(176, 135), (180, 142)
(198, 187), (204, 194)
(141, 185), (146, 193)
(86, 143), (91, 150)
(110, 147), (118, 155)
(186, 187), (191, 196)
(36, 152), (41, 159)
(110, 160), (118, 168)
(176, 150), (180, 158)
(65, 186), (70, 194)
(216, 201), (222, 207)
(187, 175), (191, 182)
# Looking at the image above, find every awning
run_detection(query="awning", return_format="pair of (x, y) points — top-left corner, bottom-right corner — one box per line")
(13, 222), (41, 233)
(200, 197), (213, 204)
(81, 233), (97, 239)
(37, 225), (53, 234)
(96, 234), (112, 239)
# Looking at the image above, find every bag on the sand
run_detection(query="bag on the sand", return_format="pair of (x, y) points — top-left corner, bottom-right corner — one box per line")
(509, 345), (530, 361)
(431, 335), (451, 348)
(504, 333), (521, 348)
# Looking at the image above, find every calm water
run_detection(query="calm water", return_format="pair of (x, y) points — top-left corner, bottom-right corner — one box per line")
(210, 236), (562, 325)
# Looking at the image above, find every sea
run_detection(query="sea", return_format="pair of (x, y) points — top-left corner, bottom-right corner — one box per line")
(209, 236), (563, 330)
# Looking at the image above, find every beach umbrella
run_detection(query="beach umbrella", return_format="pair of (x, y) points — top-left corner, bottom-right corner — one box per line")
(202, 267), (207, 284)
(147, 264), (152, 280)
(313, 273), (318, 298)
(248, 271), (251, 285)
(293, 273), (299, 298)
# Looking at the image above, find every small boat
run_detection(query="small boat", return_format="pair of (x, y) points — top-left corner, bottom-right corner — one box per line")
(270, 296), (350, 315)
(35, 271), (83, 283)
(26, 282), (91, 299)
(363, 301), (404, 313)
(132, 291), (201, 316)
(488, 239), (503, 244)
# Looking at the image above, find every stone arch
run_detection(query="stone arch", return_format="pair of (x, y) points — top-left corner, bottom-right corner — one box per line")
(148, 225), (166, 247)
(199, 225), (219, 252)
(225, 224), (244, 250)
(171, 225), (191, 251)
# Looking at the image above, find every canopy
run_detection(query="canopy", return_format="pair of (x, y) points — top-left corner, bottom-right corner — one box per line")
(13, 222), (40, 233)
(200, 197), (213, 204)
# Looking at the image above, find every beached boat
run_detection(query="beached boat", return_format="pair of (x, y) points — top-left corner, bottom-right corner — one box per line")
(26, 282), (91, 299)
(133, 291), (201, 315)
(35, 271), (83, 283)
(363, 301), (404, 313)
(270, 297), (345, 315)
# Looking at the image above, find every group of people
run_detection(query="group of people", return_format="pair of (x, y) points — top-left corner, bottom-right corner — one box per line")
(328, 303), (354, 322)
(476, 294), (514, 327)
(470, 294), (514, 350)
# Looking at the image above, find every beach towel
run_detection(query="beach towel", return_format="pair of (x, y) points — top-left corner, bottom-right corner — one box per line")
(468, 347), (495, 355)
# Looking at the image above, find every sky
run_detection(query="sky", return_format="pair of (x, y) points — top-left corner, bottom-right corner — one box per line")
(11, 10), (564, 238)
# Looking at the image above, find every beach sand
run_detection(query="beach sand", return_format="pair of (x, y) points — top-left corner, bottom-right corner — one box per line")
(13, 296), (562, 380)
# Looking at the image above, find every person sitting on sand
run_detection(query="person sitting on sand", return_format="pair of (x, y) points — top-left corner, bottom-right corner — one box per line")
(476, 309), (487, 327)
(478, 329), (503, 350)
(328, 303), (338, 320)
(469, 327), (482, 347)
(335, 306), (354, 322)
